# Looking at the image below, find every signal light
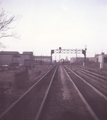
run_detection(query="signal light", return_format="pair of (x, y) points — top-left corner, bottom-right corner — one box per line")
(82, 49), (86, 55)
(51, 50), (54, 55)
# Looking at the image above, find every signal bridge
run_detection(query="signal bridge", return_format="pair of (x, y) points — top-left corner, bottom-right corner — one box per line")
(51, 47), (87, 65)
(54, 48), (82, 54)
(51, 47), (86, 55)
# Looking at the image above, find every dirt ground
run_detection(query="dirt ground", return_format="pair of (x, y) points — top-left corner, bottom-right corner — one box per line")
(0, 65), (52, 115)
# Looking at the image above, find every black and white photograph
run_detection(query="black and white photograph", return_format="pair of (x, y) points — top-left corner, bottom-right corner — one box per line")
(0, 0), (107, 120)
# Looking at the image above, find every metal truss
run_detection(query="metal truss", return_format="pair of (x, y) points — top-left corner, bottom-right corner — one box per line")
(54, 49), (82, 54)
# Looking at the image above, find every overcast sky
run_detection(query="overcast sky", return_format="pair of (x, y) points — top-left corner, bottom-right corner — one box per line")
(0, 0), (107, 58)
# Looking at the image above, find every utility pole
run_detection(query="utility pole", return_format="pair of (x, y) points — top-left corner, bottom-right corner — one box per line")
(75, 48), (77, 63)
(59, 47), (61, 62)
(82, 45), (87, 66)
(84, 45), (87, 65)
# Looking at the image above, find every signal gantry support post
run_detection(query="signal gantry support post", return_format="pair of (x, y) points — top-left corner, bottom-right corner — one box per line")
(82, 47), (87, 66)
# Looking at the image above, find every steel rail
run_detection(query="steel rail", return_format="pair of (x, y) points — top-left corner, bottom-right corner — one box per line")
(80, 66), (107, 74)
(71, 65), (102, 73)
(63, 67), (99, 120)
(0, 65), (55, 119)
(77, 69), (107, 84)
(34, 66), (58, 120)
(65, 66), (107, 101)
(72, 66), (107, 80)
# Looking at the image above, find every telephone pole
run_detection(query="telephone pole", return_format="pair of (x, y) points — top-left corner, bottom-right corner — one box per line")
(84, 45), (87, 65)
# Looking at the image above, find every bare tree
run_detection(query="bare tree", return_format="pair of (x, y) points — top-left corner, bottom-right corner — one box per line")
(0, 7), (20, 49)
(0, 9), (18, 39)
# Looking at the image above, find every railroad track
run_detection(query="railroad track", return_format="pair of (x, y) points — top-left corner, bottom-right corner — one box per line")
(1, 64), (107, 120)
(0, 65), (57, 120)
(34, 65), (95, 120)
(64, 65), (107, 120)
(69, 65), (107, 77)
(66, 65), (107, 96)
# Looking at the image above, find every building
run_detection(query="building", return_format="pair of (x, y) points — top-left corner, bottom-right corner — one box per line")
(0, 51), (34, 67)
(19, 52), (34, 67)
(0, 51), (20, 65)
(34, 56), (52, 64)
(94, 53), (107, 63)
(70, 57), (84, 63)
